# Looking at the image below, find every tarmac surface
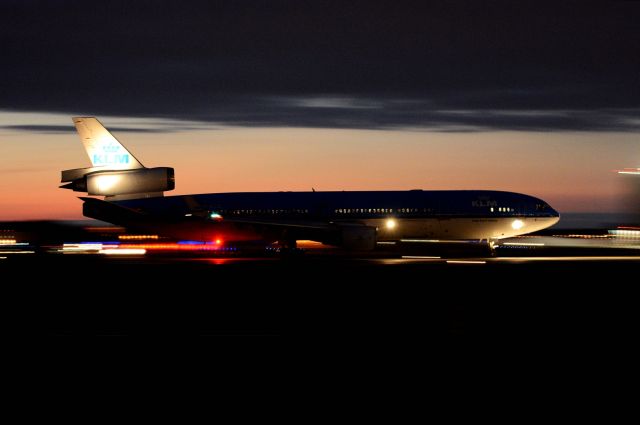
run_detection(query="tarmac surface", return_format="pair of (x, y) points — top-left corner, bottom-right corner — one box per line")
(3, 245), (638, 336)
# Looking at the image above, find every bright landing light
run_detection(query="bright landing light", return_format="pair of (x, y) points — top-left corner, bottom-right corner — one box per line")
(386, 219), (397, 230)
(511, 219), (524, 230)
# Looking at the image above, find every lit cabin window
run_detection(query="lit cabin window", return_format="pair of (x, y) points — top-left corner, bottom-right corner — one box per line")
(490, 207), (494, 212)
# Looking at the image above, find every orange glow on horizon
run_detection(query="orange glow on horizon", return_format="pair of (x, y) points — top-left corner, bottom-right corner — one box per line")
(2, 113), (639, 220)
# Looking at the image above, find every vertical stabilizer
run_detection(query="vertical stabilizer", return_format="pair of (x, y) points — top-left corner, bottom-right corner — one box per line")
(73, 117), (144, 169)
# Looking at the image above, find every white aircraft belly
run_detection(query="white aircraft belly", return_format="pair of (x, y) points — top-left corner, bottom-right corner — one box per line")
(364, 216), (559, 241)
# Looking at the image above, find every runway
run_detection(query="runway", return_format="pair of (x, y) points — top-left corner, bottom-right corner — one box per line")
(4, 247), (638, 337)
(2, 221), (638, 336)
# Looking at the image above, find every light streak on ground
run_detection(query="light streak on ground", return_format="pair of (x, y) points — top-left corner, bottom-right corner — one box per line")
(500, 242), (545, 246)
(400, 239), (442, 243)
(380, 256), (640, 265)
(99, 248), (147, 255)
(609, 229), (640, 238)
(60, 241), (232, 253)
(502, 234), (640, 249)
(492, 256), (640, 262)
(617, 168), (640, 175)
(62, 243), (103, 252)
(400, 239), (473, 244)
(118, 235), (159, 240)
(446, 260), (487, 264)
(118, 242), (229, 251)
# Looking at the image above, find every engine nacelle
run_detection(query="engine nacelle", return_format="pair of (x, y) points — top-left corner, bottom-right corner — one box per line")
(64, 167), (175, 196)
(341, 225), (377, 250)
(323, 224), (377, 250)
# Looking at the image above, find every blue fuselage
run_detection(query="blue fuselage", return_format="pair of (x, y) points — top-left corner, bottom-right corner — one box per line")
(117, 189), (558, 221)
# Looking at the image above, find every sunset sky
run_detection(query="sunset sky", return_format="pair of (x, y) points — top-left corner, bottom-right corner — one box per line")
(1, 1), (639, 221)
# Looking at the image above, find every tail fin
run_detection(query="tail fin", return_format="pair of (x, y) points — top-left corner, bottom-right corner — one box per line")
(62, 117), (174, 200)
(73, 117), (144, 169)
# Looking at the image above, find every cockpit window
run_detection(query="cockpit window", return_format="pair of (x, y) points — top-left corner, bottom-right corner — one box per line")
(535, 203), (548, 211)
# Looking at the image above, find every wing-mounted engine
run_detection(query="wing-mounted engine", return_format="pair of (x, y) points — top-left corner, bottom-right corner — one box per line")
(322, 223), (377, 250)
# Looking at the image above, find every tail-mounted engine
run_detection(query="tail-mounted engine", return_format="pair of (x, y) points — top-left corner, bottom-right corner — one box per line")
(60, 167), (175, 198)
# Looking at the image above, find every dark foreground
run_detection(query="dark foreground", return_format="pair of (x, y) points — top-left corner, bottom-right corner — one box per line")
(4, 253), (638, 336)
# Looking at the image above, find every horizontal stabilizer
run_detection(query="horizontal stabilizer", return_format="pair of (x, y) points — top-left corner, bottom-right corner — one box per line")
(81, 197), (147, 225)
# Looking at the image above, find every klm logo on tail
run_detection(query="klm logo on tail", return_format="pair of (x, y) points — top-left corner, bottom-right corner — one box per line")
(102, 140), (120, 153)
(92, 153), (130, 165)
(92, 141), (130, 165)
(73, 117), (144, 169)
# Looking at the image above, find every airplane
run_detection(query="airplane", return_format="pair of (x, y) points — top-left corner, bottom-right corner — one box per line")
(61, 117), (560, 250)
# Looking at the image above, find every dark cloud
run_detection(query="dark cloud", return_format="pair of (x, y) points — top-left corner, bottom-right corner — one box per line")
(1, 1), (639, 131)
(0, 125), (169, 134)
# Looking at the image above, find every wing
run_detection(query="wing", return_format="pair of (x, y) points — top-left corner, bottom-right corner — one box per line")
(80, 197), (376, 249)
